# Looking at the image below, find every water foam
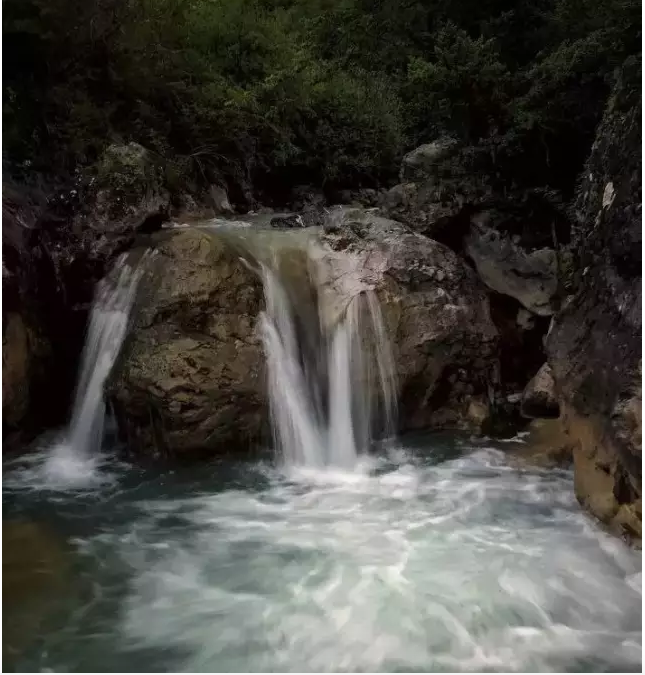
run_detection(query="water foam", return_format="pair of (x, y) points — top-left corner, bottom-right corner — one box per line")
(104, 448), (641, 673)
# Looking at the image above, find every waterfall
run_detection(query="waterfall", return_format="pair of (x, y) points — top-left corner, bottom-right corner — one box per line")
(44, 255), (145, 482)
(259, 250), (397, 469)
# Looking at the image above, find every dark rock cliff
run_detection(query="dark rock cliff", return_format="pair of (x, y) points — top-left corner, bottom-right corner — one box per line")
(546, 56), (642, 539)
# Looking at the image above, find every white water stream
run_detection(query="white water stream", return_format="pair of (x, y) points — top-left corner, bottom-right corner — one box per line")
(43, 256), (145, 485)
(259, 249), (396, 469)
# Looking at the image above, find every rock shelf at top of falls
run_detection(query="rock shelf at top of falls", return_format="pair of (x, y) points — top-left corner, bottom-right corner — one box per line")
(108, 208), (502, 460)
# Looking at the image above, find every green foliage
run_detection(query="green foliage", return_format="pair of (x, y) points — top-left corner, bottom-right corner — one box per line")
(404, 24), (512, 144)
(2, 0), (640, 200)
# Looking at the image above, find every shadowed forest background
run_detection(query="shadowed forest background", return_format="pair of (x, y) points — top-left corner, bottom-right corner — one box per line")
(3, 0), (640, 204)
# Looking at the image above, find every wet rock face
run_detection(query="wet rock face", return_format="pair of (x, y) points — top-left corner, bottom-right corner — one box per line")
(109, 229), (266, 458)
(320, 208), (500, 432)
(546, 58), (642, 539)
(2, 188), (66, 438)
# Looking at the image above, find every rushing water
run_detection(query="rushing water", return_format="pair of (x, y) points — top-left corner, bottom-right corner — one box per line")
(3, 435), (642, 673)
(41, 256), (146, 487)
(259, 259), (396, 468)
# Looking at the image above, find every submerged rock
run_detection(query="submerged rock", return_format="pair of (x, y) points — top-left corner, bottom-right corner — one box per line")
(546, 58), (642, 539)
(270, 214), (305, 228)
(3, 520), (71, 664)
(508, 418), (573, 468)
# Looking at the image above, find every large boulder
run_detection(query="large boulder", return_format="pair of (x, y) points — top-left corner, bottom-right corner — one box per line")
(33, 142), (173, 320)
(320, 208), (501, 432)
(381, 142), (478, 244)
(464, 218), (558, 316)
(546, 57), (641, 539)
(111, 209), (505, 457)
(68, 142), (171, 268)
(109, 229), (266, 458)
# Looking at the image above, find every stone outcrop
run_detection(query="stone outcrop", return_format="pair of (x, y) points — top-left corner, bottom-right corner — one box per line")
(546, 57), (642, 539)
(399, 137), (459, 183)
(109, 229), (266, 458)
(464, 219), (558, 316)
(521, 363), (560, 419)
(379, 140), (493, 247)
(207, 183), (234, 214)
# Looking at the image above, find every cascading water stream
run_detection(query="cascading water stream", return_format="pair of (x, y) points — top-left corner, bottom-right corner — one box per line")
(44, 255), (146, 483)
(258, 247), (397, 469)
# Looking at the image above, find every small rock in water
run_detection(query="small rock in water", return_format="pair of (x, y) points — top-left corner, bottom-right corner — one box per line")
(270, 214), (304, 228)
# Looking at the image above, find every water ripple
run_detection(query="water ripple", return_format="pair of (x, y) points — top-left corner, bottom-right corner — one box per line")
(3, 444), (641, 672)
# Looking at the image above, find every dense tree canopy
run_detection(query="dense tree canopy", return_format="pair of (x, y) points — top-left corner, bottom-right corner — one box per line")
(3, 0), (640, 199)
